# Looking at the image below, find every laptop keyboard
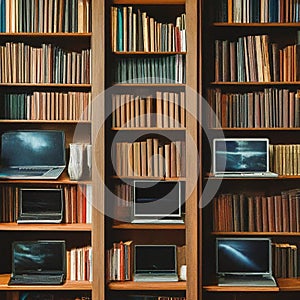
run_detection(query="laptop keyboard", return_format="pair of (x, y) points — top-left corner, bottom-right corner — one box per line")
(9, 275), (64, 285)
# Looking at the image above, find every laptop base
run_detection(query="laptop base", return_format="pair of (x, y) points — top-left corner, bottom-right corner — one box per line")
(131, 219), (184, 224)
(214, 172), (278, 178)
(8, 274), (65, 285)
(218, 275), (277, 287)
(17, 215), (63, 224)
(134, 274), (179, 282)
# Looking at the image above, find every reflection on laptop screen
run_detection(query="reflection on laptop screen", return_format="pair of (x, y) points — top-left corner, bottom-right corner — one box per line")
(20, 189), (63, 215)
(13, 241), (65, 274)
(1, 131), (65, 167)
(134, 181), (181, 217)
(216, 238), (271, 275)
(214, 138), (269, 173)
(135, 245), (176, 274)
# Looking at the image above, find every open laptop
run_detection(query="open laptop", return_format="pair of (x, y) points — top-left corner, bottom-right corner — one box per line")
(131, 180), (184, 224)
(134, 245), (179, 282)
(217, 238), (277, 287)
(8, 240), (66, 285)
(0, 130), (66, 179)
(17, 188), (64, 224)
(213, 138), (278, 177)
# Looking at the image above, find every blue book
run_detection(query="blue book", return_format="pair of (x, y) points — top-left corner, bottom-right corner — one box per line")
(117, 7), (123, 51)
(269, 0), (278, 22)
(0, 0), (5, 32)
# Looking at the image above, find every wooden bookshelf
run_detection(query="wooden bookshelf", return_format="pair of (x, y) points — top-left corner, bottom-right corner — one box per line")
(104, 0), (198, 299)
(202, 1), (300, 299)
(0, 0), (94, 298)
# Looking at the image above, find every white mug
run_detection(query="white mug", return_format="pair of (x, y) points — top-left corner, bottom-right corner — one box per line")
(180, 265), (187, 281)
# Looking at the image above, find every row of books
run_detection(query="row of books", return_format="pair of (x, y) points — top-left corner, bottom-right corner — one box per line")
(111, 91), (186, 128)
(107, 240), (133, 281)
(19, 293), (91, 300)
(215, 34), (300, 82)
(115, 55), (185, 84)
(270, 144), (300, 175)
(216, 0), (300, 23)
(1, 92), (91, 121)
(208, 88), (300, 128)
(0, 0), (91, 33)
(111, 6), (186, 52)
(0, 184), (92, 223)
(67, 246), (92, 281)
(212, 189), (300, 232)
(273, 243), (298, 278)
(64, 184), (92, 224)
(115, 139), (185, 178)
(0, 42), (91, 84)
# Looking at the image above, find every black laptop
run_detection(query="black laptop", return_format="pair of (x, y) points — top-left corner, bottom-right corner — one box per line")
(0, 130), (66, 179)
(8, 240), (66, 285)
(17, 188), (64, 224)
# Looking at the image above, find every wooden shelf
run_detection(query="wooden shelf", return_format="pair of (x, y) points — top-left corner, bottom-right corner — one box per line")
(209, 127), (300, 131)
(112, 176), (186, 181)
(212, 232), (300, 236)
(277, 278), (300, 291)
(0, 173), (92, 185)
(204, 278), (300, 292)
(108, 281), (186, 290)
(205, 175), (300, 180)
(203, 285), (279, 292)
(0, 223), (92, 231)
(112, 0), (185, 4)
(0, 274), (91, 291)
(112, 83), (186, 87)
(111, 127), (186, 131)
(0, 83), (91, 88)
(113, 51), (187, 55)
(0, 120), (91, 124)
(112, 222), (185, 230)
(213, 22), (300, 27)
(0, 32), (91, 37)
(210, 81), (300, 86)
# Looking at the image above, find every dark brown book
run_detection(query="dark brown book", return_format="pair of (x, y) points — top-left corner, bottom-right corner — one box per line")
(267, 196), (275, 232)
(254, 195), (262, 232)
(248, 196), (255, 232)
(261, 196), (269, 232)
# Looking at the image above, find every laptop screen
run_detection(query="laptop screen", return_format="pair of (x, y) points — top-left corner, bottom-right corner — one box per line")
(1, 130), (66, 167)
(19, 189), (63, 215)
(216, 238), (271, 275)
(135, 245), (177, 274)
(213, 138), (269, 173)
(12, 241), (66, 275)
(133, 181), (181, 218)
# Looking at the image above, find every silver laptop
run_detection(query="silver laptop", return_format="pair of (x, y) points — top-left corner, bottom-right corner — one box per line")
(17, 188), (64, 224)
(134, 245), (179, 282)
(131, 180), (184, 224)
(217, 238), (277, 287)
(213, 138), (278, 177)
(8, 240), (66, 285)
(0, 130), (66, 179)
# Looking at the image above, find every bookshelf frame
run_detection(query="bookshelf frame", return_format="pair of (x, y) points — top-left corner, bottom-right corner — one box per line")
(202, 0), (300, 299)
